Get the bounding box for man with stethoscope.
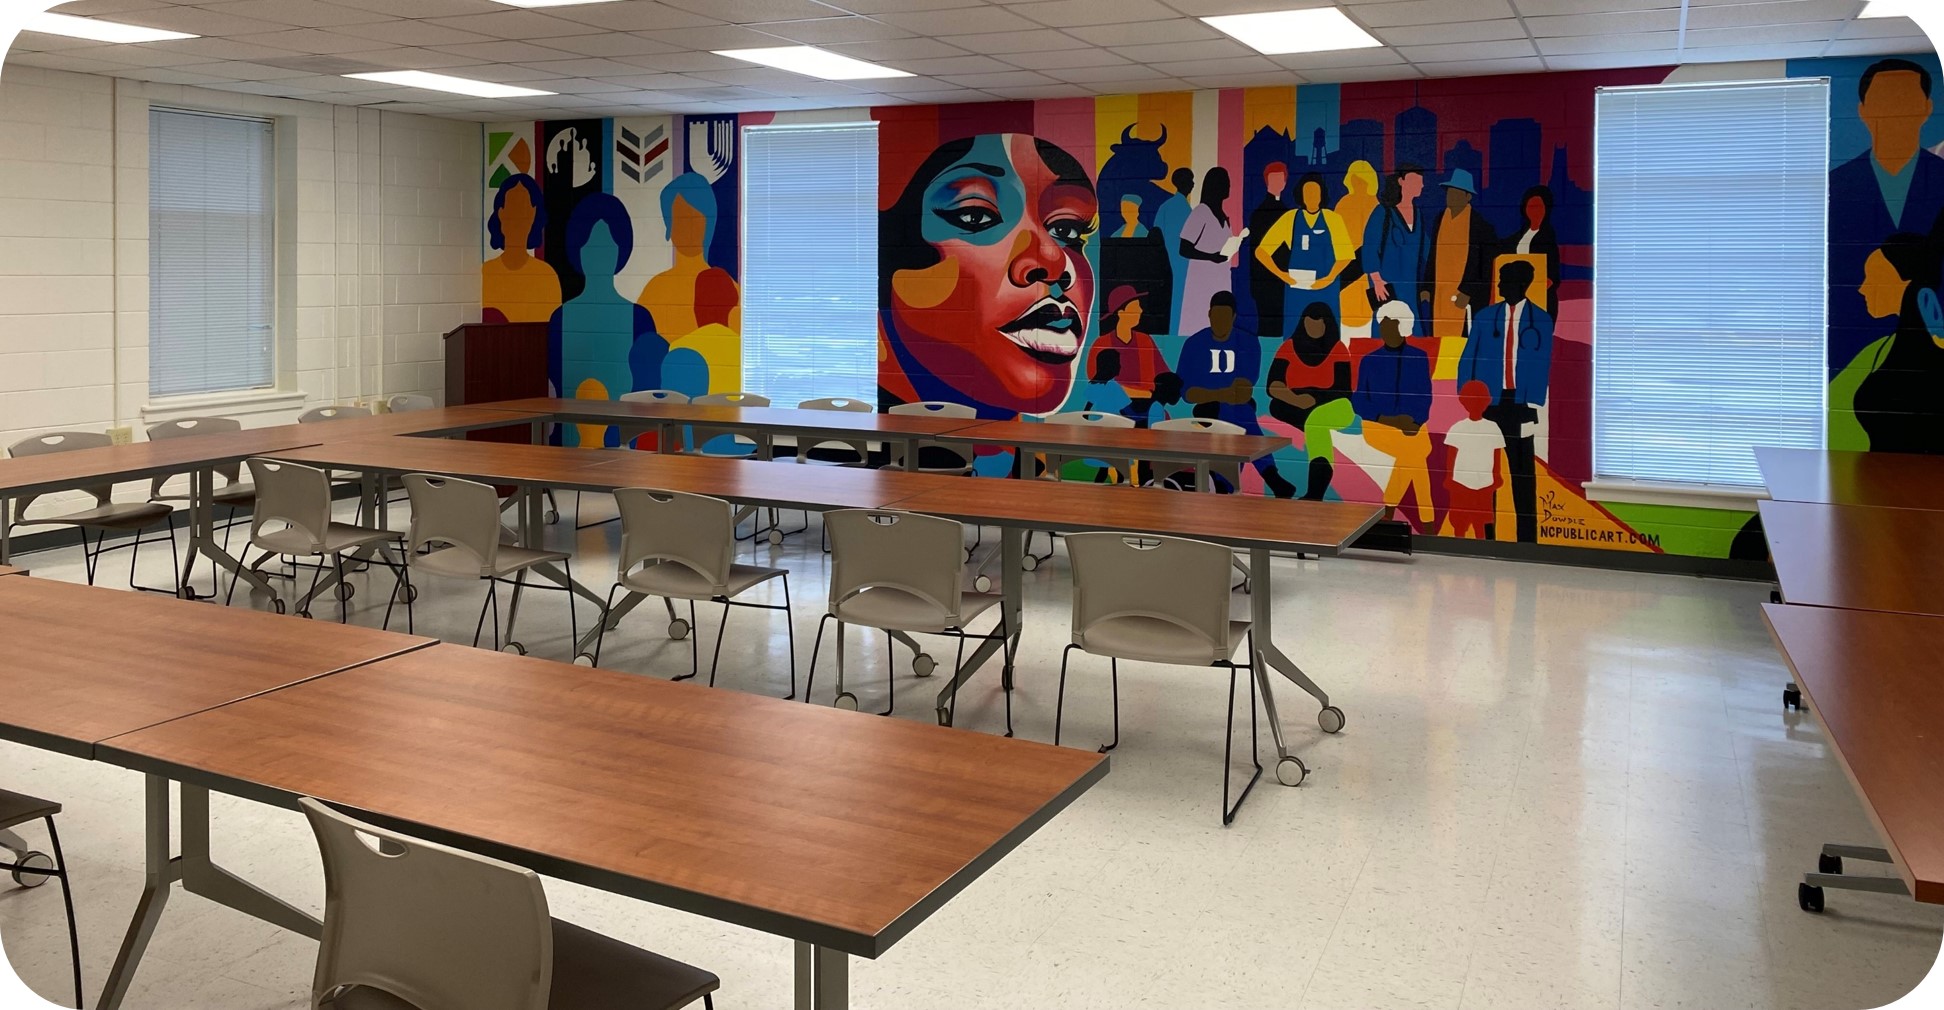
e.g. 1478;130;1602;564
1457;259;1555;543
1255;171;1353;335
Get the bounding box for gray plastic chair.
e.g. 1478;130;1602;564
300;797;718;1010
571;389;692;532
386;394;436;413
8;430;181;596
299;405;373;423
1151;416;1245;490
404;473;576;655
1057;532;1261;824
886;401;977;475
147;417;256;596
807;509;1014;732
689;392;768;459
1023;410;1137;570
0;788;79;1009
591;488;796;696
242;457;408;625
793;396;872;466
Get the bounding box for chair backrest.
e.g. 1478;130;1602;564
387;394;436;414
614;488;736;592
301;798;550;1010
146;417;245;495
1065;532;1235;663
403;474;504;577
691;392;770;454
245;458;333;554
7;431;115;518
693;392;770;408
825;509;967;625
888;401;977;419
1152;417;1244;436
300;405;372;424
797;397;871;412
1046;410;1134;429
619;389;689;405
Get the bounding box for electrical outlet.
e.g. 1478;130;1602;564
107;426;133;445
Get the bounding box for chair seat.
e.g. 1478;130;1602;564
212;483;257;505
256;522;398;558
29;501;173;531
415;543;571;581
834;586;1001;633
621;560;784;601
1077;616;1252;666
0;788;60;832
326;917;718;1010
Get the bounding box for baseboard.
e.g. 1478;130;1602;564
1403;532;1776;581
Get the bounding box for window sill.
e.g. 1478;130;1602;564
1582;479;1768;512
141;388;309;425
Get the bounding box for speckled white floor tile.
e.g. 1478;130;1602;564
1;502;1939;1008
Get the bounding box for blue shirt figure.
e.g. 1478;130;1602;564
1360;170;1430;315
1353;340;1432;427
1153;167;1196;335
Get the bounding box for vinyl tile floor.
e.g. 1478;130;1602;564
1;497;1939;1010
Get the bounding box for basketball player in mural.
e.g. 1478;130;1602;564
879;134;1099;418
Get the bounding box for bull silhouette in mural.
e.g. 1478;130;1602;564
1098;124;1172;230
1097;125;1177;333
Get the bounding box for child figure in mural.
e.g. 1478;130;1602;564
1267;301;1356;500
878;134;1098;419
549;194;664;448
1353;300;1435;527
1090;285;1166;426
1444;379;1507;539
639;172;739;342
1175;291;1299;498
482;174;561;324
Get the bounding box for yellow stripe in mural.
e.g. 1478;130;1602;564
1094;94;1140;172
1136;91;1194;176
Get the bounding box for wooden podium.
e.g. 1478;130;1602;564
444;321;547;445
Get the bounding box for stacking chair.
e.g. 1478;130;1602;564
1023;410;1135;571
300;797;718;1010
688;391;769;458
386;394;436;413
239;458;409;625
147;417;256;568
807;509;1014;733
7;431;182;596
0;789;80;1009
299;404;377;521
1150;416;1244;492
575;389;689;531
404;474;577;655
590;489;796;697
886;401;977;475
1056;532;1263;824
794;396;872;466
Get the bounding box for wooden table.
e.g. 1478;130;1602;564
99;644;1108;1009
487;397;983;467
945;418;1289;491
1763;603;1944;906
1759;499;1944;617
0;565;23;576
1757;447;1944;509
897;481;1384;786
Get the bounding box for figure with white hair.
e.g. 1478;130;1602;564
1353;299;1436;527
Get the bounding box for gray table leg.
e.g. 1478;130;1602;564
0;829;25;856
97;777;178;1010
793;942;848;1010
185;466;279;601
1249;546;1343;787
1;495;11;565
179;785;319;939
932;527;1023;716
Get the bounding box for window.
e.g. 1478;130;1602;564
740;123;878;406
1593;79;1828;488
149;108;276;399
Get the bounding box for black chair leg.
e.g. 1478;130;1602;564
803;614;833;703
1054;643;1077;746
707;599;731;687
44;816;81;1009
1101;658;1120;754
781;575;799;700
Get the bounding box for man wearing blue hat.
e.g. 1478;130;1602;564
1425;167;1498;340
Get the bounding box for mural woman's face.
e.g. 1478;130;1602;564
1524;195;1546;231
889;134;1098;415
500;186;537;254
580;221;620;281
1861;248;1909;319
671;197;707;257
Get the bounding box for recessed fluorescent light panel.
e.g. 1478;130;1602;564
343;71;556;99
1200;8;1383;56
25;12;196;43
713;46;913;81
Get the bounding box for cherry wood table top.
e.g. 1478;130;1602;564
585;454;955;511
946;418;1288;463
0;576;434;758
99;645;1108;956
0;566;24;576
268;437;624;491
1763;603;1944;903
894;479;1383;553
1759;499;1944;617
1757;447;1944;510
0;427;323;496
486;398;983;438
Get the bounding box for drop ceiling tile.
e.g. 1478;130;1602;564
1686;20;1844;45
1181;70;1307;88
335;47;481;69
423;11;609;39
524;32;681;57
820;0;971;11
1149;54;1279;76
199;0;396;27
981;83;1098;99
823;38;971;60
1108;37;1253;62
96;7;291;35
1823;35;1931;55
599;72;722;90
1524;9;1680;35
1397;39;1536;61
1066;18;1220;46
1043;62;1171;82
437;62;559;82
428;40;584;63
1351;0;1517;28
173;59;321;79
4;52;126;73
119;67;232;85
1839;15;1925;38
523;77;637;94
746;17;918;43
938;69;1062;87
1683;0;1858;29
690;66;827;86
57;42;210;67
1008;0;1177;27
42;0;178;14
863;74;996;92
1539;48;1680;68
1535;31;1678;55
330;20;496;46
1269;47;1406;68
931;29;1083;54
874;6;1043;34
200;79;331;96
634;24;786;49
749;79;884;96
1160;0;1337;13
998;47;1130;69
323;0;489;15
614;49;753;72
1372;19;1527;46
151;37;302;62
1062;76;1192;93
514;57;654;78
660;0;844;22
1678;40;1840;60
234;29;391;54
1303;63;1422;81
894;53;1020;73
1412;55;1549;75
539;2;721;32
1511;0;1675;11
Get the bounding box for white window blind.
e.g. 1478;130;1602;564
741;123;878;406
1593;79;1827;488
149;107;276;399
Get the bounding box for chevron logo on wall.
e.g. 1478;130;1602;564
616;122;669;186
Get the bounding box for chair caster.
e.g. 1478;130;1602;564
573;653;596;667
913;653;936;677
974;574;992;593
336;582;356;602
669;618;690;641
395;584;418;603
834;692;859;711
502;643;527;655
1798;882;1825;913
1022;554;1039;572
768;529;785;545
1318;706;1346;734
936;706;952;727
545;509;560;525
11;851;53;888
298;610;314;620
1276;756;1307;787
1784;685;1803;710
271;598;287;615
1820;853;1843;875
177;586;206;602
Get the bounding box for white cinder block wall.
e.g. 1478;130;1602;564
0;63;480;508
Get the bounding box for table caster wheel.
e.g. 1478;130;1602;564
395;584;418;604
1318;706;1346;734
336;582;356;602
1798;882;1825;913
502;642;527;655
1275;755;1307;787
974;574;992;593
1784;685;1802;710
177;586;204;602
271;598;287;615
1819;853;1843;875
298;610;314;620
573;654;596;667
834;692;859;711
936;706;952;727
545;509;560;525
11;851;53;888
669;618;690;641
1022;554;1039;572
768;529;785;545
913;653;936;678
1770;589;1782;604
